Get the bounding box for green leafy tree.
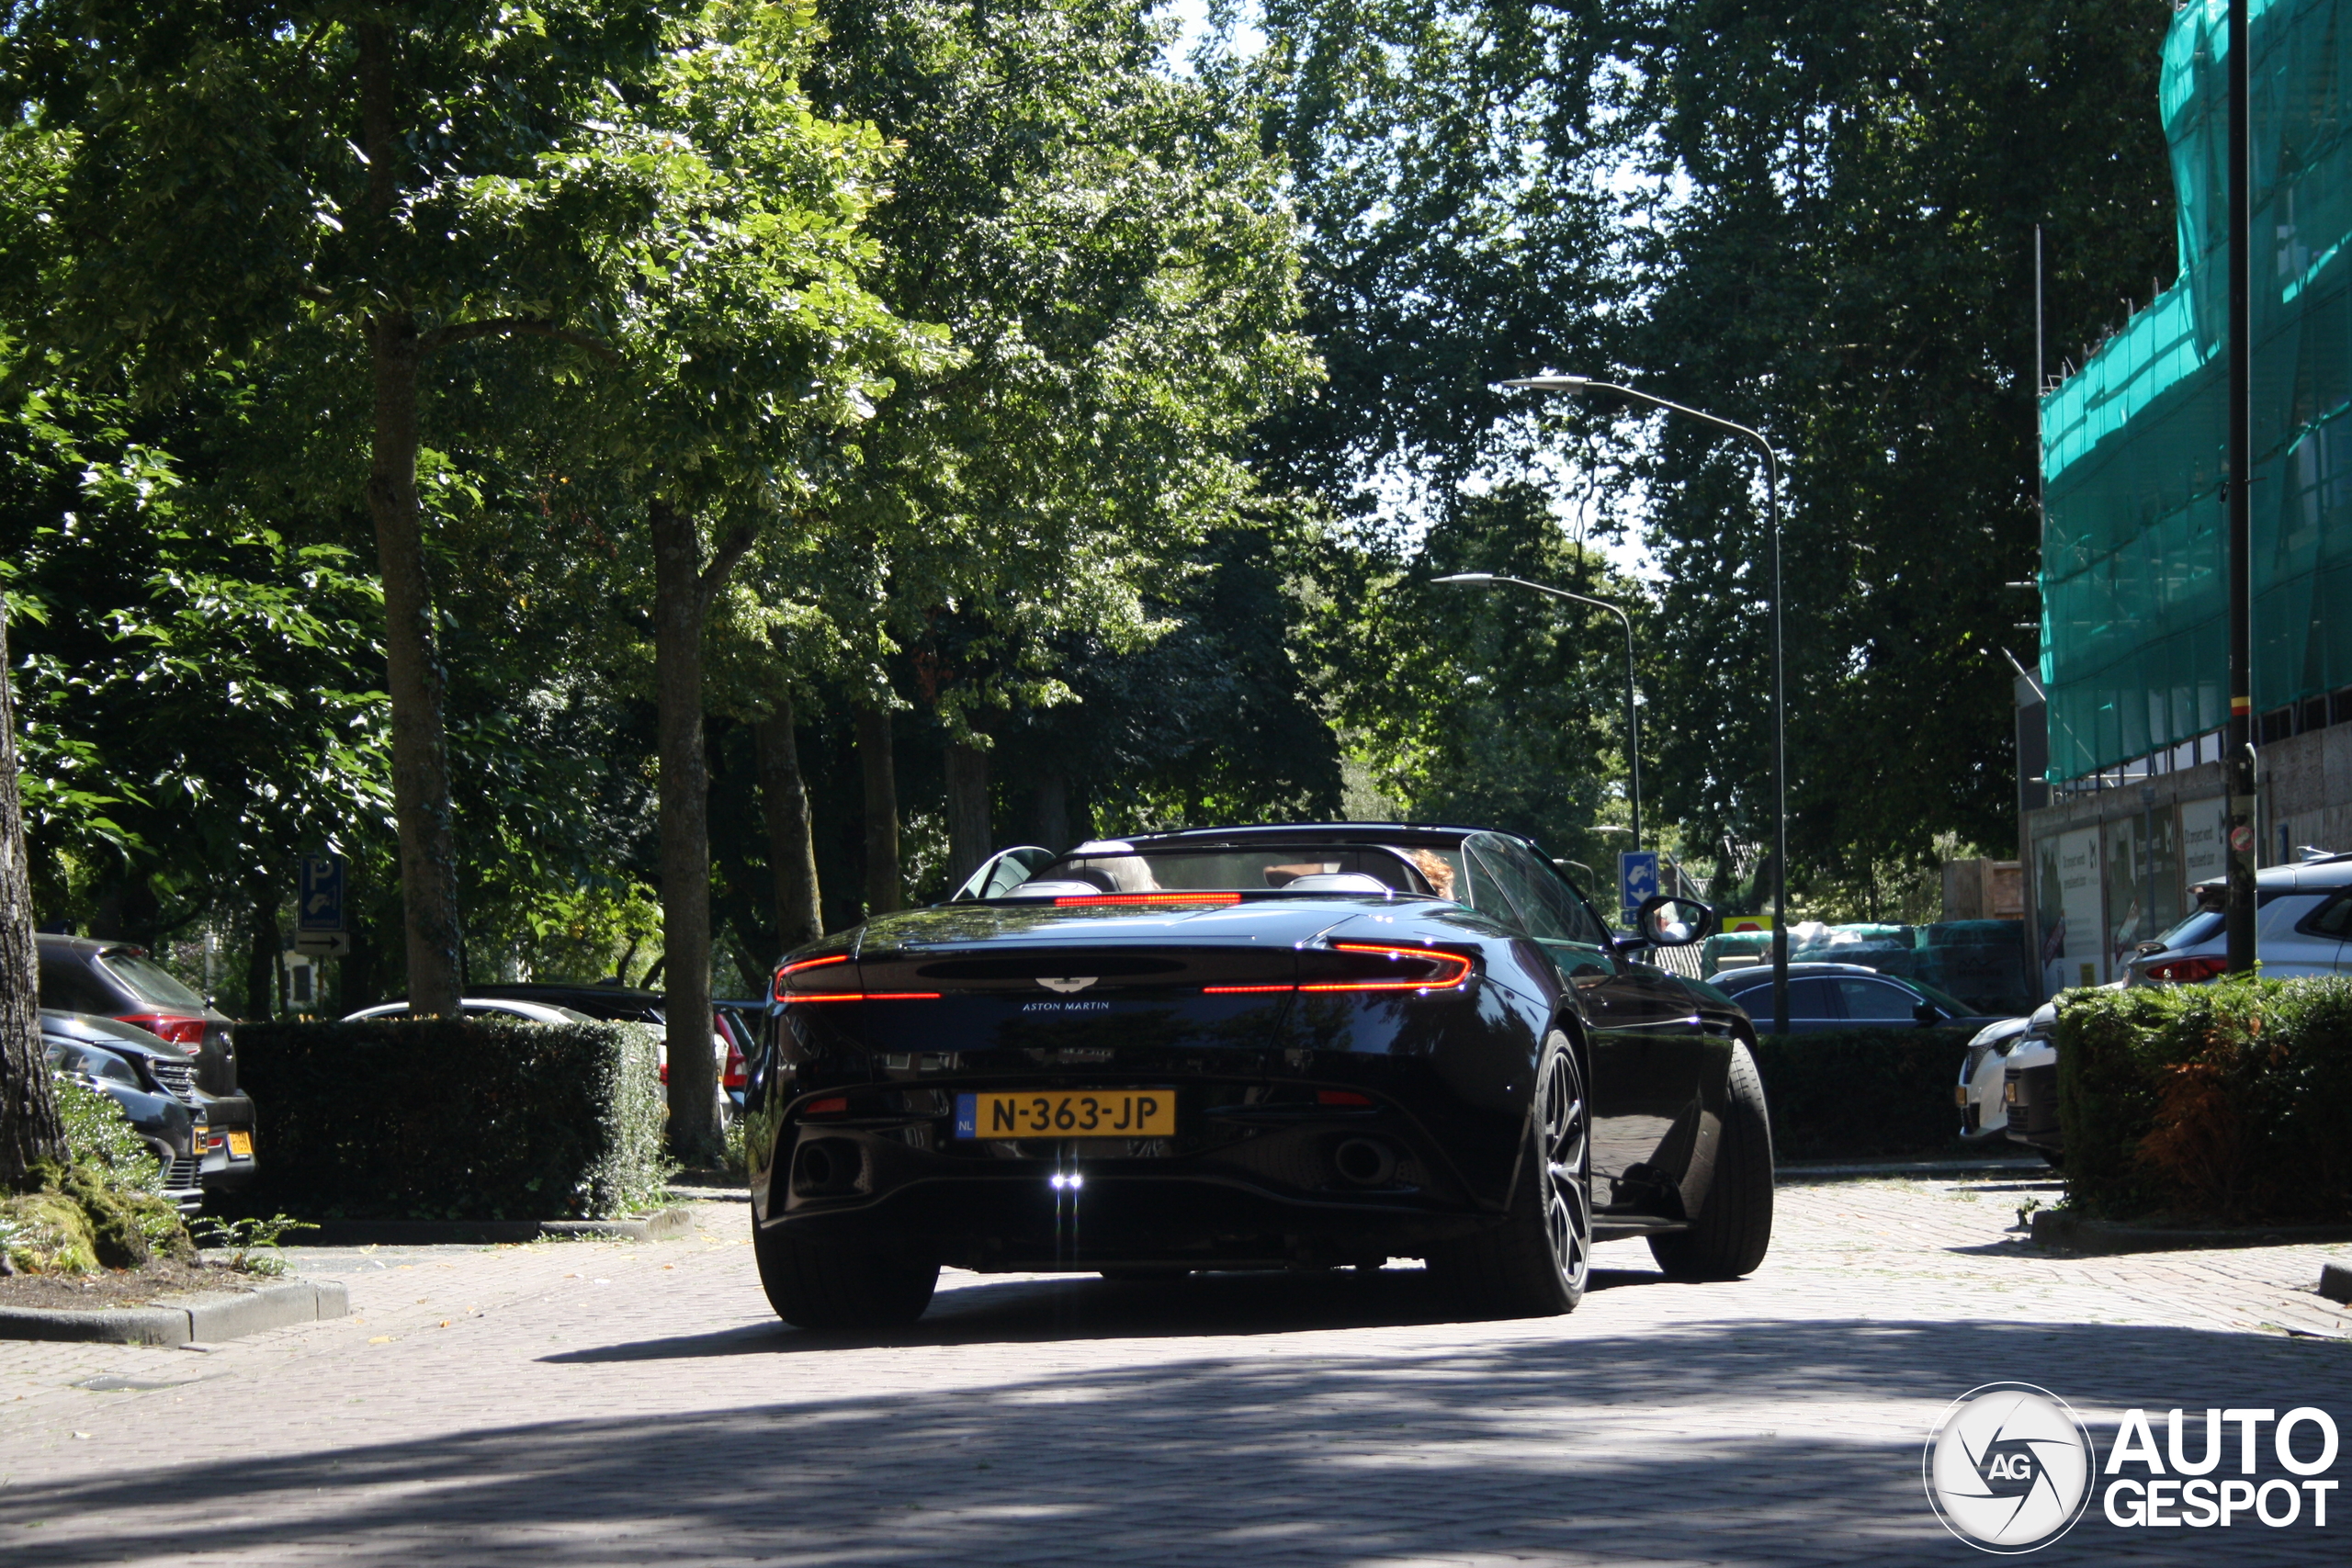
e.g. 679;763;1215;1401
1301;484;1639;874
799;0;1319;893
1242;0;2180;901
547;1;942;1161
5;1;690;1013
1623;0;2178;904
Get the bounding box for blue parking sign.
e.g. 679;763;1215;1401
299;852;345;933
1618;851;1660;922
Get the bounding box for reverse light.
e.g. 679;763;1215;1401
2143;954;2230;984
1053;891;1244;908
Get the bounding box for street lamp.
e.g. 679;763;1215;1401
1431;571;1642;855
1500;373;1790;1037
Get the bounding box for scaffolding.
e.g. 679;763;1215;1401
2040;0;2352;779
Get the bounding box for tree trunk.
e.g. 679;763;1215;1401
359;23;462;1016
0;606;65;1185
945;739;991;886
857;705;901;917
243;878;282;1022
756;694;825;952
1034;773;1070;852
651;499;725;1166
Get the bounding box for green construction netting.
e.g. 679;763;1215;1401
2040;0;2352;779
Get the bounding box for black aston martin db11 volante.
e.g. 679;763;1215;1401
744;823;1772;1328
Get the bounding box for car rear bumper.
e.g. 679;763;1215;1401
757;1108;1505;1272
197;1093;259;1190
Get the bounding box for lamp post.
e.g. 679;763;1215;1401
1431;571;1642;856
1500;373;1789;1035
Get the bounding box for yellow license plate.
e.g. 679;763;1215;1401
957;1090;1176;1139
226;1130;254;1158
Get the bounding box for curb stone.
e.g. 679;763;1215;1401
288;1205;695;1247
0;1278;348;1346
2031;1209;2352;1255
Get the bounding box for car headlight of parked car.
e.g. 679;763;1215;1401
46;1040;140;1089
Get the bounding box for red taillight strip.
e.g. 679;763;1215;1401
1203;945;1473;997
1053;891;1243;907
775;953;849;989
1302;943;1474;993
783;990;942;1004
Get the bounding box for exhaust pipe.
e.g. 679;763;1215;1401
1332;1137;1398;1188
793;1138;861;1197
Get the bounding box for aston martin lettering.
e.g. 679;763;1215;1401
1021;999;1112;1012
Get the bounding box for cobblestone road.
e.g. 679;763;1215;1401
5;1169;2350;1566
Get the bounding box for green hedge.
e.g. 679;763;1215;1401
2056;976;2352;1223
230;1017;671;1221
1752;1028;1977;1161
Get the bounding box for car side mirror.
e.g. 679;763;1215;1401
1914;1001;1941;1026
1634;894;1715;948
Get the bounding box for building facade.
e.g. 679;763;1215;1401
2022;0;2352;995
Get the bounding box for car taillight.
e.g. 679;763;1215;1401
771;953;936;1004
117;1012;208;1045
2144;954;2230;984
1317;1089;1374;1106
803;1097;849;1116
1205;943;1473;996
720;1017;746;1089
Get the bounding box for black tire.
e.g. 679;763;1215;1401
1432;1032;1590;1318
753;1217;938;1330
1648;1038;1774;1280
2039;1145;2065;1171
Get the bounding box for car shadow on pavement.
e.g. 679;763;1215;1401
12;1318;2351;1566
542;1264;1679;1361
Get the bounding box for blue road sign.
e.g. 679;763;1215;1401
299;852;345;933
1619;850;1660;920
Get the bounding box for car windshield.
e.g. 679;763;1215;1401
1909;979;1977;1016
99;951;208;1011
1035;842;1464;899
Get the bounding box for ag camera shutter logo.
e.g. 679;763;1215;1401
1923;1382;2097;1553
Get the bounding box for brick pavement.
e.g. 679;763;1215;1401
1;1174;2348;1566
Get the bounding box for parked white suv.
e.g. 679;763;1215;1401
2124;852;2352;985
1955;1012;2034;1144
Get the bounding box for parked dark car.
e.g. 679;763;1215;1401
748;822;1772;1331
1708;961;2002;1034
469;982;749;1106
37;935;257;1190
42;1010;208;1213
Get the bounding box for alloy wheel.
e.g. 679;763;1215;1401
1539;1049;1591;1295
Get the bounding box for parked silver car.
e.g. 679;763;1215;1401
2124;852;2352;985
